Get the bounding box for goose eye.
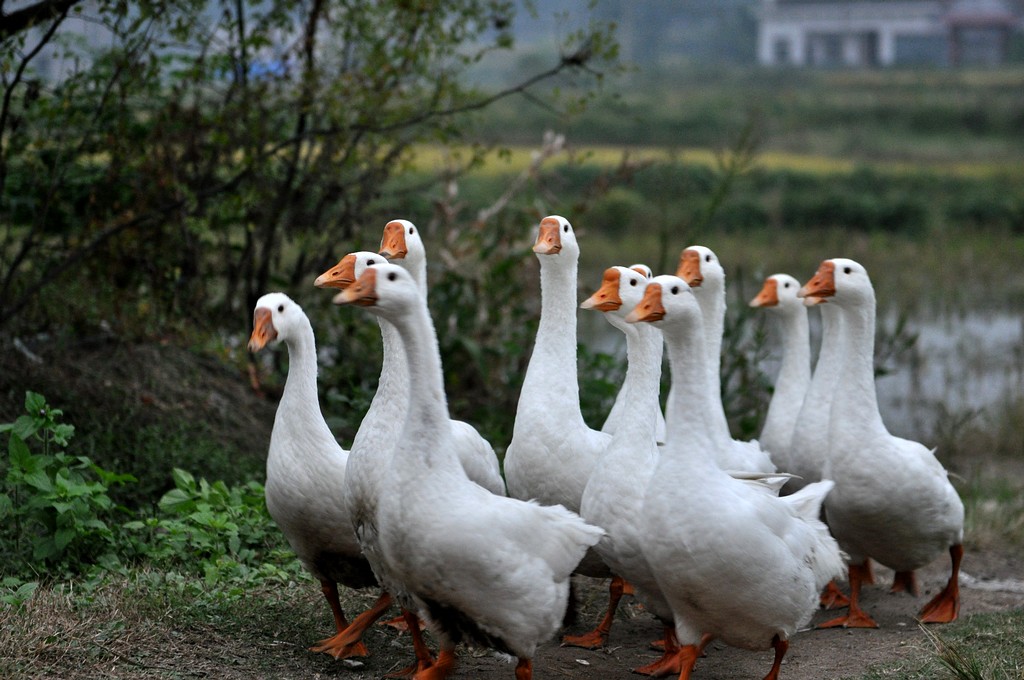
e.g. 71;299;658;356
277;304;284;312
784;282;790;288
843;266;852;274
367;258;376;265
388;272;397;281
671;286;679;295
563;224;569;233
408;227;414;235
630;278;638;286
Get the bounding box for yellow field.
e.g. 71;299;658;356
412;144;1022;179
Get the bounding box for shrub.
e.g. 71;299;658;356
0;392;136;580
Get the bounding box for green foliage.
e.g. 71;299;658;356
0;392;136;580
0;0;617;337
123;468;291;589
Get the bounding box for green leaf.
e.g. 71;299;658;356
12;415;37;441
158;488;194;514
23;470;54;493
24;392;45;414
171;468;195;491
53;527;76;551
8;434;33;471
0;493;12;519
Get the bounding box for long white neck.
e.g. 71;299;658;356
608;317;663;444
662;317;719;469
519;255;584;423
693;281;731;437
775;305;812;402
832;295;887;435
387;300;457;472
277;318;338;450
352;318;407;452
396;257;428;300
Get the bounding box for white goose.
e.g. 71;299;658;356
503;215;619;648
601;263;667;445
248;293;388;659
377;219;505;496
750;274;812;490
800;258;964;628
629;275;845;680
676;245;775;473
335;263;603;680
578;265;684;675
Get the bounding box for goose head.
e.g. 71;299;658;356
676;245;724;292
248;292;304;352
379;219;424;267
581;265;650;322
532;215;580;262
750;273;803;312
798;258;874;309
332;263;420;321
314;251;389;290
626;275;701;331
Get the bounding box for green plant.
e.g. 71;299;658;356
0;391;136;579
124;468;294;590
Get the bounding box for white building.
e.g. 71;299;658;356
757;0;1022;67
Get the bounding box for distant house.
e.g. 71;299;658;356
757;0;1023;67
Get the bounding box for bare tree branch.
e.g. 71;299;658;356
0;0;82;41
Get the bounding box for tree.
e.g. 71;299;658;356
0;0;617;333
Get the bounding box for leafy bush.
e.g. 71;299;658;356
124;468;292;588
0;392;136;580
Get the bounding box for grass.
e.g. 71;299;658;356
857;614;1024;680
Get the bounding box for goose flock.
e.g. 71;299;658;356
247;215;965;679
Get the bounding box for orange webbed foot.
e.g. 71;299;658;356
309;631;370;658
561;628;609;649
819;580;850;609
818;607;879;629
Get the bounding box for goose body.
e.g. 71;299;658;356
248;293;380;658
504;216;612;531
336;264;603;679
800;259;964;628
630;276;845;678
676;246;775;473
579;266;684;673
750;274;813;490
378;219;505;496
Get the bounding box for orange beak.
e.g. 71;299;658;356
314;253;357;289
581;268;623;312
799;261;836;301
248;307;277;352
333;268;379;307
379;220;409;259
749;278;779;308
626;284;665;323
676;249;702;287
533;217;563;255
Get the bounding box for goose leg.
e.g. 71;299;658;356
514;658;532;680
890;570;919;596
818;561;878;628
762;635;789;680
561;575;627;649
386;609;448;678
918;544;963;624
819;580;850;609
309;580;369;658
310;589;393;658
